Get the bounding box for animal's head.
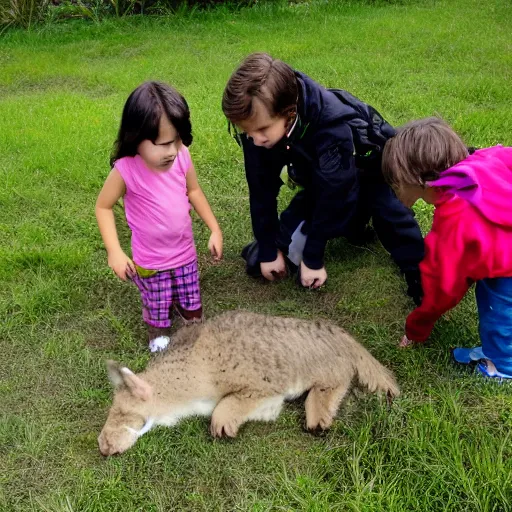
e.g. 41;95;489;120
98;360;153;456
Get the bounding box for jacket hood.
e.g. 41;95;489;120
428;145;512;227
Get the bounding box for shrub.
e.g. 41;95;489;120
0;0;49;29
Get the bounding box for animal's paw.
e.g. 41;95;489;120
305;414;334;433
210;418;240;439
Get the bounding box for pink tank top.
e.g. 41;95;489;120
115;146;196;270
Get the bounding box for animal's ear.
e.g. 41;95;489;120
106;360;124;388
120;367;153;401
106;360;152;401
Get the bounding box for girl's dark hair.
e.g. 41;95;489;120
222;53;298;124
111;81;192;166
382;117;468;191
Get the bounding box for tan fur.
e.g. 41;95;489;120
98;311;399;455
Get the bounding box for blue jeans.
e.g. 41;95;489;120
477;277;512;375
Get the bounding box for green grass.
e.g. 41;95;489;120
1;0;512;510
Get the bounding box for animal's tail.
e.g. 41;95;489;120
352;343;400;398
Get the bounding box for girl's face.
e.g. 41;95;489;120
138;115;181;171
395;184;437;208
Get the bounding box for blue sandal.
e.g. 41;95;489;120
476;359;512;380
451;346;512;380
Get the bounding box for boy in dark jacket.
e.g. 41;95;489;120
222;53;424;303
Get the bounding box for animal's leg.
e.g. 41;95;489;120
210;392;280;438
305;374;353;432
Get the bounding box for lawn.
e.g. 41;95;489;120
1;0;512;510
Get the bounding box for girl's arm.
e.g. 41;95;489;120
405;227;480;343
405;267;470;343
186;164;223;260
95;169;135;280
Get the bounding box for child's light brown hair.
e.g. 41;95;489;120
222;53;298;124
382;117;468;191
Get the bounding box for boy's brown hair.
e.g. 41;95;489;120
222;53;298;123
382;117;468;191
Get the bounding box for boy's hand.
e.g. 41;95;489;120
260;251;287;281
108;249;135;281
208;230;223;261
300;262;327;289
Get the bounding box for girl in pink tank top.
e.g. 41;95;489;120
96;81;223;352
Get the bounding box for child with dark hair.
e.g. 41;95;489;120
96;81;222;352
222;53;424;302
382;117;512;379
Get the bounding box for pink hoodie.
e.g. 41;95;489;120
406;145;512;342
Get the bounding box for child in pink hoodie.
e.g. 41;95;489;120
382;117;512;379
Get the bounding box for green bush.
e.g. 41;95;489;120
0;0;49;29
0;0;257;28
48;0;110;22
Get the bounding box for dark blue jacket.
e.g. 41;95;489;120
240;71;395;270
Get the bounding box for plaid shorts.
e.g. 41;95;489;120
131;260;201;328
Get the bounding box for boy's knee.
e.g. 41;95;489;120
241;241;263;277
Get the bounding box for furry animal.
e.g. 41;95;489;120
98;311;399;456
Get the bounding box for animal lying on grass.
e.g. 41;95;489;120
98;311;399;456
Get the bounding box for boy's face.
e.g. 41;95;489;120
237;97;289;149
